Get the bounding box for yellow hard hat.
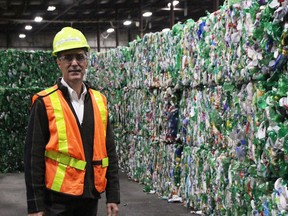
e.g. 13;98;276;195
52;27;90;56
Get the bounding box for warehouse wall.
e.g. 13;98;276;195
0;29;133;51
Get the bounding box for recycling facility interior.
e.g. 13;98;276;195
1;0;288;215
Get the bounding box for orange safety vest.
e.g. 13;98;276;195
32;84;109;195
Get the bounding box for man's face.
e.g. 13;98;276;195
56;48;88;85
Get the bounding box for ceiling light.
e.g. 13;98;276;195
34;16;43;22
168;1;179;8
19;34;26;38
47;6;56;11
142;12;152;17
97;10;105;14
107;28;114;33
83;10;91;15
25;25;32;30
162;28;170;32
123;20;132;26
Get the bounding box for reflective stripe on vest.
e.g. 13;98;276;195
89;89;109;192
33;86;109;195
90;89;107;136
32;85;57;104
45;150;87;170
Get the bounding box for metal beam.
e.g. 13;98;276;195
34;0;87;34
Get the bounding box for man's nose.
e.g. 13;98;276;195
71;57;79;65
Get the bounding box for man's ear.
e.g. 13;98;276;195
56;59;61;68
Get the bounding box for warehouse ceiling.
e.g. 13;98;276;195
0;0;225;38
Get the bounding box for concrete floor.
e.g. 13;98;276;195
0;170;200;216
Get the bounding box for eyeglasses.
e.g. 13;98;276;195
58;53;87;63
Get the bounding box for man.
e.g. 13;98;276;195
24;27;120;216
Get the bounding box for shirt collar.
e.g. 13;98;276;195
60;78;87;100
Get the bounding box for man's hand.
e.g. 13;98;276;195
28;211;45;216
107;203;119;216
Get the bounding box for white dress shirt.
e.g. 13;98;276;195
61;78;87;124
